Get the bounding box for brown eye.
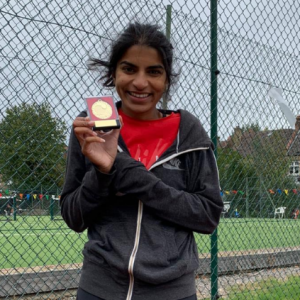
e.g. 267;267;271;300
149;69;162;75
122;66;134;73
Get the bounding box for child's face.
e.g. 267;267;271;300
114;45;168;120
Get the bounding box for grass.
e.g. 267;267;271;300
194;218;300;253
0;216;87;269
0;216;300;269
225;276;300;300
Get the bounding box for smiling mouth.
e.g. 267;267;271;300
128;92;151;98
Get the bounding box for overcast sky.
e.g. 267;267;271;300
1;0;299;140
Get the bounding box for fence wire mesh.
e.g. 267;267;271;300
0;0;300;299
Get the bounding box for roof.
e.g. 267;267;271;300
220;128;296;158
287;129;300;156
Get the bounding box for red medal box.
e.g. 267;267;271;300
85;95;120;130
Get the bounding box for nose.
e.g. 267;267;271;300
132;72;148;90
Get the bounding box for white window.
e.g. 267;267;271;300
289;161;299;176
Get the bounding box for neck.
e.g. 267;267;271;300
120;107;162;120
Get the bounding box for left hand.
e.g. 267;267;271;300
73;116;122;173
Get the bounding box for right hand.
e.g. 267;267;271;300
73;116;121;173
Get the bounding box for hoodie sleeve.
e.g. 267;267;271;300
113;149;223;234
60;121;116;233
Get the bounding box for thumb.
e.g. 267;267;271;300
119;115;124;128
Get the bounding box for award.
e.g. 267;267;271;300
85;95;120;130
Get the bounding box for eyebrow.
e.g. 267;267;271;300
119;61;165;69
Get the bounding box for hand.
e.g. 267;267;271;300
73;116;122;173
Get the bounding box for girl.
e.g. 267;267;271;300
61;22;223;300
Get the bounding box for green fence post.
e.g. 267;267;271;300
246;177;249;218
163;4;172;110
165;4;172;41
210;0;219;299
50;195;54;221
13;195;17;221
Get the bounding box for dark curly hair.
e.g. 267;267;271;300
87;22;178;98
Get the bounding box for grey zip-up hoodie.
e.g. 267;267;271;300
60;106;223;300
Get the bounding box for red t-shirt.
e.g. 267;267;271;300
119;109;181;170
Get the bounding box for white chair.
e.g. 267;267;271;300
274;207;286;219
222;202;231;217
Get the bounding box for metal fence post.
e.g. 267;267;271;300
162;4;172;110
246;177;249;218
210;0;218;299
13;195;17;221
50;196;54;221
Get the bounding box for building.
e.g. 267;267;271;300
219;115;300;184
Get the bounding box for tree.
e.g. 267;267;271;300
217;147;257;217
251;131;294;188
248;130;296;217
241;122;261;133
0;102;67;192
218;147;255;191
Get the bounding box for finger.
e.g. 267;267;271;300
75;116;90;121
95;129;113;136
119;115;124;128
74;116;90;124
102;127;120;139
100;129;120;144
84;136;106;143
74;127;97;136
73;117;95;128
74;128;97;145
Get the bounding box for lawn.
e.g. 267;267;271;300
0;216;87;269
225;276;300;300
0;216;299;269
194;218;300;253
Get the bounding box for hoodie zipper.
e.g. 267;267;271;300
124;146;209;300
126;200;143;300
118;146;139;300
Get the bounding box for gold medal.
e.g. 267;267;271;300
85;96;120;130
91;100;113;119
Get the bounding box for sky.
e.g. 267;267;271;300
0;0;299;141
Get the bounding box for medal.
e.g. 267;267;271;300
92;100;113;119
85;95;120;130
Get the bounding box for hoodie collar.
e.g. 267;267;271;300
116;101;212;156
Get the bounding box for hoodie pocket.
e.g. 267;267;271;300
140;224;179;267
83;222;134;282
164;228;180;264
133;223;186;284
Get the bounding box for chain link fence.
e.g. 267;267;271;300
1;0;300;299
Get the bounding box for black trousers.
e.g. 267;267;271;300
77;287;197;300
